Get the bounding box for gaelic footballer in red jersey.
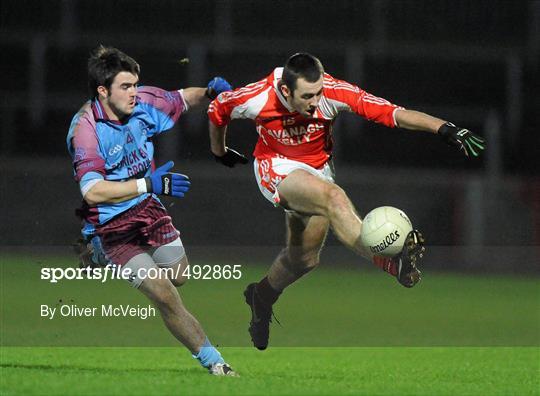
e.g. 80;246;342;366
209;64;401;169
208;53;485;351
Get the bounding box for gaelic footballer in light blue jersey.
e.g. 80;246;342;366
66;45;237;376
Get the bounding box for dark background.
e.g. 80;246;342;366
1;0;539;271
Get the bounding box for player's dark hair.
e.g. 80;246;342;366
87;45;140;98
282;53;324;94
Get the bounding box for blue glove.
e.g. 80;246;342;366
145;161;190;198
206;77;232;100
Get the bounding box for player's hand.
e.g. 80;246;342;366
438;122;486;157
146;161;191;198
213;147;249;168
206;77;232;100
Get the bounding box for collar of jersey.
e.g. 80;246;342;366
273;79;295;113
91;99;123;125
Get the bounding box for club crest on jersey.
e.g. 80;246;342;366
138;120;151;137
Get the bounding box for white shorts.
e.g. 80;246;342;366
253;156;335;207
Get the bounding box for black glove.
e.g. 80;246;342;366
438;122;486;157
213;147;249;168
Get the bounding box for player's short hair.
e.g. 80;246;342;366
87;45;140;98
282;53;324;94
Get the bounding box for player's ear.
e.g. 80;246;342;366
279;81;292;98
97;85;108;99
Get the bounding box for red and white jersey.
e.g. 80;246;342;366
208;67;403;168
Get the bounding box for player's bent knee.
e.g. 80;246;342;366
326;185;347;205
325;185;350;215
168;256;189;287
170;275;188;287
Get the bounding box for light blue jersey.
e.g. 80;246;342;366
67;86;188;226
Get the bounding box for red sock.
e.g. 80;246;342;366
372;256;397;276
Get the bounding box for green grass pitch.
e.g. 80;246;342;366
2;347;538;395
1;253;539;395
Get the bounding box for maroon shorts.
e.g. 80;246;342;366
96;197;179;266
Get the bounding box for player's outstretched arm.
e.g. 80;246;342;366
209;122;248;167
84;161;190;205
182;77;232;109
394;109;445;133
395;109;486;157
